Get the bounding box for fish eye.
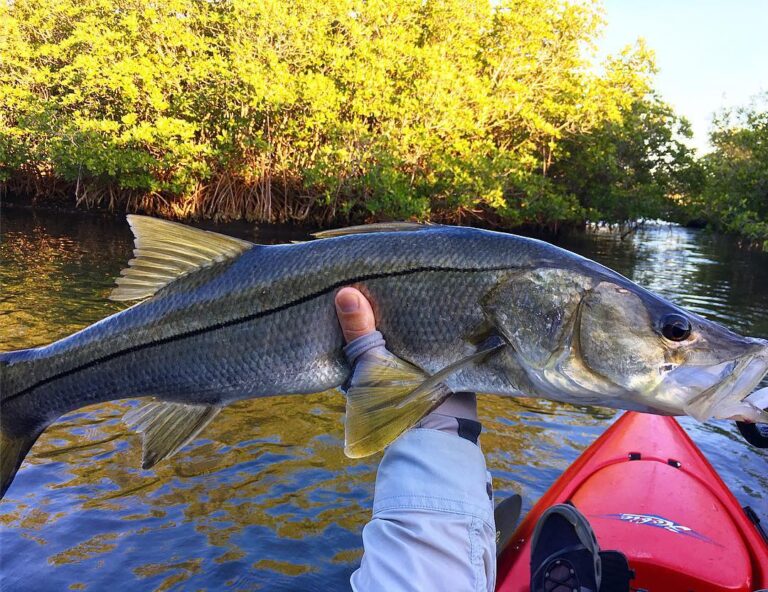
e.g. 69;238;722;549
660;313;692;342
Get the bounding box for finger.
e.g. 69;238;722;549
335;287;376;344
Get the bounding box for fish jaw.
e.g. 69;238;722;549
654;339;768;421
705;347;768;422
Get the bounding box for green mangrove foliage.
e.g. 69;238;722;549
1;0;696;227
554;51;702;226
690;95;768;248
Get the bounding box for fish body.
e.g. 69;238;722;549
1;218;767;498
3;225;540;412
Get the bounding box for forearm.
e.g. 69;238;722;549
351;411;496;592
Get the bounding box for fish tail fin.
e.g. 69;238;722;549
0;349;48;499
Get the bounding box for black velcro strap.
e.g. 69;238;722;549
456;418;482;444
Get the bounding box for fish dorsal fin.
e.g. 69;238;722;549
110;215;253;301
313;222;435;239
124;401;221;469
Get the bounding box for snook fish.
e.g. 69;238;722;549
1;217;767;499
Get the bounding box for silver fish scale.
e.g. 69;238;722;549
1;227;575;429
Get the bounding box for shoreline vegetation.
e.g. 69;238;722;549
1;0;766;248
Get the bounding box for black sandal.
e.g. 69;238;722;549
530;504;601;592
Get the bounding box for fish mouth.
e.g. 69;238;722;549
682;345;768;421
725;351;768;393
658;341;768;421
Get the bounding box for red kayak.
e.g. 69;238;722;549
496;412;768;592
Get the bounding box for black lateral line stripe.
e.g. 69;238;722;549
8;264;513;402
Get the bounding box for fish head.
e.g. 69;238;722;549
488;268;768;421
572;278;768;421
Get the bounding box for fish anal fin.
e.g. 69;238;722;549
313;222;436;239
110;215;253;302
124;401;221;469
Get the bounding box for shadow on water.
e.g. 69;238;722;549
0;209;766;591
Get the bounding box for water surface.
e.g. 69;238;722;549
1;209;766;591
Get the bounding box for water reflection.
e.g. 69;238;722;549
0;209;766;591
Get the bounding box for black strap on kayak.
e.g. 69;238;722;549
494;494;523;558
735;421;768;448
598;550;634;592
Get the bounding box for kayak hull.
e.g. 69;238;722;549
496;412;768;591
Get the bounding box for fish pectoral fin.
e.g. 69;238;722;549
110;215;254;302
312;222;436;239
344;341;506;458
124;401;221;469
393;338;506;411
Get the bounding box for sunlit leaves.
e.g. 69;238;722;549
0;0;694;227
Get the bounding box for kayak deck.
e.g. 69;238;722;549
496;412;768;591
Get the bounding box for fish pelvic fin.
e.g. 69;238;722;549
343;340;506;458
124;401;221;469
0;425;44;500
344;349;451;458
110;215;253;302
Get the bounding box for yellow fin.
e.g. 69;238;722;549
344;338;506;457
110;215;253;301
124;401;221;469
394;340;505;410
344;350;451;458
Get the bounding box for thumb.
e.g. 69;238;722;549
335;287;376;344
